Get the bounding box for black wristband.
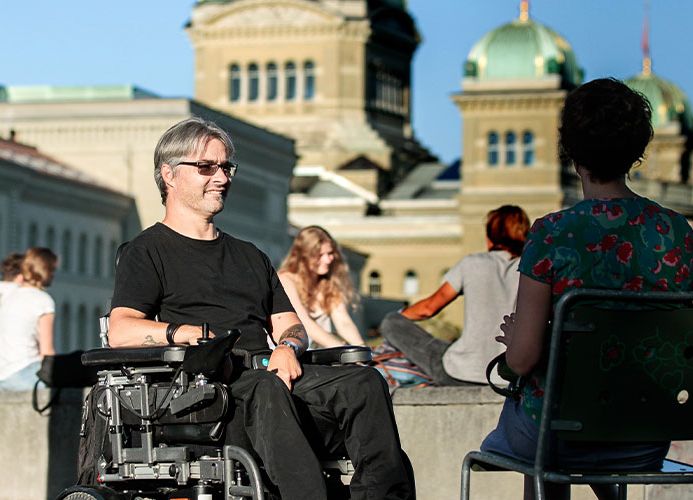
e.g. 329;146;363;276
166;323;181;345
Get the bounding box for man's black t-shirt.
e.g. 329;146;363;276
111;223;294;352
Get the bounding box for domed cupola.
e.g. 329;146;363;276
625;29;693;132
463;0;583;89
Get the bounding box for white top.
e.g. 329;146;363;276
308;307;333;349
0;286;55;380
441;250;520;384
0;281;18;306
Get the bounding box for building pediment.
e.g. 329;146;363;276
197;0;341;30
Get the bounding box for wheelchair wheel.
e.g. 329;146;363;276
62;493;98;500
56;485;122;500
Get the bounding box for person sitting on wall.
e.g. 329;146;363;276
0;248;57;391
108;116;414;500
379;205;530;386
279;225;365;348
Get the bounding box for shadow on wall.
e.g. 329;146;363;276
45;388;83;498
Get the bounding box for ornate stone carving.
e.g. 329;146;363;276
211;4;335;29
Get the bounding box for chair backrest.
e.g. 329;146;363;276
544;288;693;443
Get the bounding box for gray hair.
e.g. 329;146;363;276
154;116;235;205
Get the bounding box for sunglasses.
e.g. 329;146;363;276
177;160;238;178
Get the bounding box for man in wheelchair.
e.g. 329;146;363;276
67;117;413;500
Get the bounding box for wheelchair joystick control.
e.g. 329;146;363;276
197;322;212;345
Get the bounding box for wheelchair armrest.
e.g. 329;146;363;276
81;346;188;367
301;346;372;365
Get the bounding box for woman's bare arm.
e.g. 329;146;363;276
37;312;55;356
278;272;345;347
497;275;552;376
330;302;365;345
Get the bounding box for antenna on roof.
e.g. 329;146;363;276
642;0;652;76
519;0;530;22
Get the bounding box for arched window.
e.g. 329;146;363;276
77;304;87;349
61;302;72;342
94;236;103;277
229;64;241;102
248;63;259;101
28;222;38;247
522;130;535;166
45;226;55;251
403;270;419;297
303;60;315;100
487;132;499;166
78;233;88;275
505;131;517;165
368;271;382;297
285;62;296;101
62;230;72;272
266;62;278;101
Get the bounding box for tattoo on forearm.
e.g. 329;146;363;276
142;335;164;346
279;324;308;349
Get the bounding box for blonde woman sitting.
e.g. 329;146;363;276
279;226;365;348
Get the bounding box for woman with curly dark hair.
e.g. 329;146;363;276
481;78;693;500
279;226;364;348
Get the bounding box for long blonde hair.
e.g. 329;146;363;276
280;226;355;314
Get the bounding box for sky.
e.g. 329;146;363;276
2;0;692;165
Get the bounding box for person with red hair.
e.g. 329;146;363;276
379;205;530;385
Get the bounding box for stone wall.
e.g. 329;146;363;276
1;386;691;499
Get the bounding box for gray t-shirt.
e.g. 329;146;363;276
441;250;519;384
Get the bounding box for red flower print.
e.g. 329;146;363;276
645;204;660;217
553;278;583;294
544;235;554;244
653;279;668;291
607;205;623;220
675;265;690;284
623;276;644;291
651;261;662;275
616;242;634;264
532;258;552;277
592;204;607;215
628;213;645;226
655;222;670;235
685;234;693;253
587;235;617;253
663;248;682;267
601;235;618;251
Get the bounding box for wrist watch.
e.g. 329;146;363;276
278;339;301;355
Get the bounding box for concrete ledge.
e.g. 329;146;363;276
391;385;693;500
0;388;85;500
1;386;691;500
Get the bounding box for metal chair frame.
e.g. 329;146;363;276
461;288;693;500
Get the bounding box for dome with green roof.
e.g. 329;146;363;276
626;72;693;132
463;6;583;88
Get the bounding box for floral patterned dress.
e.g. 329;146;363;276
518;196;693;421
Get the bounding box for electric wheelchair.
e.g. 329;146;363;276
56;322;372;500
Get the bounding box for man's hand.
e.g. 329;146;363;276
268;344;302;390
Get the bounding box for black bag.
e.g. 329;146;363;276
32;351;100;414
486;352;524;400
76;384;110;486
